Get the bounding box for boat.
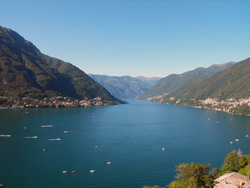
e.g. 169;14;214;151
0;184;4;187
162;147;165;151
48;138;61;141
0;135;11;137
230;142;233;144
72;171;76;174
246;135;249;137
107;162;111;165
62;171;67;174
90;170;95;173
235;139;239;142
95;146;99;149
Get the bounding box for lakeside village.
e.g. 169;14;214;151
0;96;118;109
147;94;250;115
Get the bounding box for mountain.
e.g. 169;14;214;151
155;57;250;115
139;62;235;100
90;74;161;99
0;26;122;107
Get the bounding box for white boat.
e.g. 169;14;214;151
41;125;53;128
90;170;95;173
235;139;239;142
0;135;11;137
107;162;111;165
246;135;249;137
48;138;61;141
95;146;99;149
62;171;67;174
230;142;233;144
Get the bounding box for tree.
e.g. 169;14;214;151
223;150;240;172
238;155;248;168
167;163;213;188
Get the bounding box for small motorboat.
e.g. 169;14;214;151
90;170;95;173
72;171;76;174
107;162;111;165
62;171;67;174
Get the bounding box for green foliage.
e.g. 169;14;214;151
223;150;240;172
167;162;213;188
239;155;248;168
209;168;221;178
233;104;250;115
246;170;250;178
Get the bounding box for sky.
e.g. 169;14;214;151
0;0;250;77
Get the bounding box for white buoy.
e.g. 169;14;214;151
230;142;233;144
235;139;239;142
162;147;165;151
43;149;45;151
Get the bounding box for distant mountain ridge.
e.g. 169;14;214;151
139;62;235;100
90;74;161;99
145;57;250;115
0;26;121;107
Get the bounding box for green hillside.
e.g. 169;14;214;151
157;57;250;115
0;26;121;106
165;57;250;101
139;62;235;100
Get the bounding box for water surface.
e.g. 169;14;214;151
1;100;250;187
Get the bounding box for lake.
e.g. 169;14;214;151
1;100;250;188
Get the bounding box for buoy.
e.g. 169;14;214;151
230;142;233;144
95;146;99;149
162;148;165;151
43;149;45;151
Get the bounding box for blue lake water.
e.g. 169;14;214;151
1;100;250;188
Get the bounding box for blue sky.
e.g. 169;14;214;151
1;0;250;77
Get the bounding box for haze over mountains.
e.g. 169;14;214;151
90;74;161;99
0;26;121;107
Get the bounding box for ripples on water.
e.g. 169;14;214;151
0;100;250;188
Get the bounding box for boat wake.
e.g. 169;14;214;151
48;138;61;141
41;125;53;128
64;131;75;133
0;135;11;137
23;136;38;139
